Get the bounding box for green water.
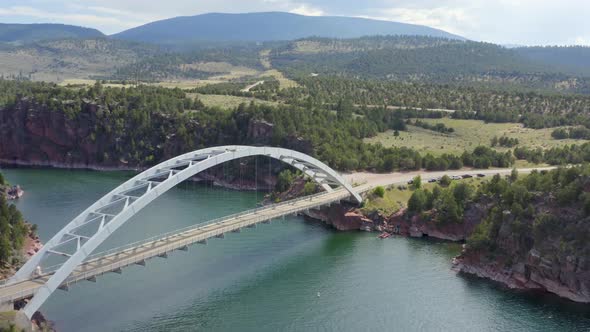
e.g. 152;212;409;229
3;169;590;332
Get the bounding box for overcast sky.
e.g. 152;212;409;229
0;0;588;46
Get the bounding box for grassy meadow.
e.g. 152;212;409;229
365;118;587;156
362;177;487;215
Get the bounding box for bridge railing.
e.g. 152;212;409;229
85;189;345;260
33;189;349;277
0;188;356;304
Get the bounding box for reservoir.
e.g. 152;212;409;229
4;168;590;331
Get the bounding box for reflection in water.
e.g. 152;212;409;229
3;169;590;332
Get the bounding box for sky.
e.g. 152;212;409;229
0;0;588;46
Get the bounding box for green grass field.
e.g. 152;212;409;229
190;93;279;109
365;118;587;156
362;177;487;215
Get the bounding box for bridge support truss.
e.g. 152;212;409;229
6;146;361;318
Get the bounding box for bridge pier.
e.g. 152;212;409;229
215;233;225;239
197;239;207;244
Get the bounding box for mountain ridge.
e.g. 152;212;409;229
0;23;104;44
111;12;465;44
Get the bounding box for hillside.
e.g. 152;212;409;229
0;23;103;44
0;38;159;82
515;46;590;76
270;36;590;93
112;12;464;44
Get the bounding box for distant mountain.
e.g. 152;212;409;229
515;46;590;76
0;23;104;44
112;12;465;44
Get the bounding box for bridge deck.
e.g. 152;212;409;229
0;167;554;308
0;186;360;305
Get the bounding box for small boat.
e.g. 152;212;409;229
378;232;391;239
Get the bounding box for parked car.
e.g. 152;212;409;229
428;178;437;183
451;175;462;180
477;174;486;178
462;174;473;179
407;180;414;185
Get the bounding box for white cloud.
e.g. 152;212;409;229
0;5;149;31
572;37;590;46
289;4;324;16
371;6;475;36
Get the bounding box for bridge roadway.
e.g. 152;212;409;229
0;184;365;307
0;166;554;308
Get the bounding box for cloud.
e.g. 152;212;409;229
0;5;150;31
289;4;324;16
572;37;590;46
367;6;475;36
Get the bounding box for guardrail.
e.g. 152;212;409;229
84;189;345;261
0;188;351;296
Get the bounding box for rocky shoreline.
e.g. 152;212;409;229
452;253;590;304
303;201;590;305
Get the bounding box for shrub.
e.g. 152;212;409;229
439;175;451;187
373;186;385;198
413;175;422;189
408;189;427;213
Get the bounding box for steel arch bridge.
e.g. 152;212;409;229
8;146;361;318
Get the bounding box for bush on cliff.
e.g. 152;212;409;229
0;193;29;266
373;186;385;198
466;165;590;258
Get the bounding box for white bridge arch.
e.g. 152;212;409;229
11;145;361;318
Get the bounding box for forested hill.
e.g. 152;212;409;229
111;12;464;44
515;46;590;76
271;36;590;94
0;23;104;44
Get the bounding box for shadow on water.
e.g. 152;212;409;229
5;169;590;332
459;272;590;318
125;224;363;332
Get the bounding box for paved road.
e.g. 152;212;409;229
0;166;556;306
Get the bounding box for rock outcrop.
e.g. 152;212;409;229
305;204;374;231
0;97;315;170
0;97;137;169
453;248;590;303
303;188;590;304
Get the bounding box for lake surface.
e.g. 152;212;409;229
3;168;590;331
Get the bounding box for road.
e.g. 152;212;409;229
241;80;265;92
0;166;556;308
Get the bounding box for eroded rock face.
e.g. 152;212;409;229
305;204;374;231
453;202;590;303
0;100;316;169
453;248;590;303
0;98;129;168
247;119;274;145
